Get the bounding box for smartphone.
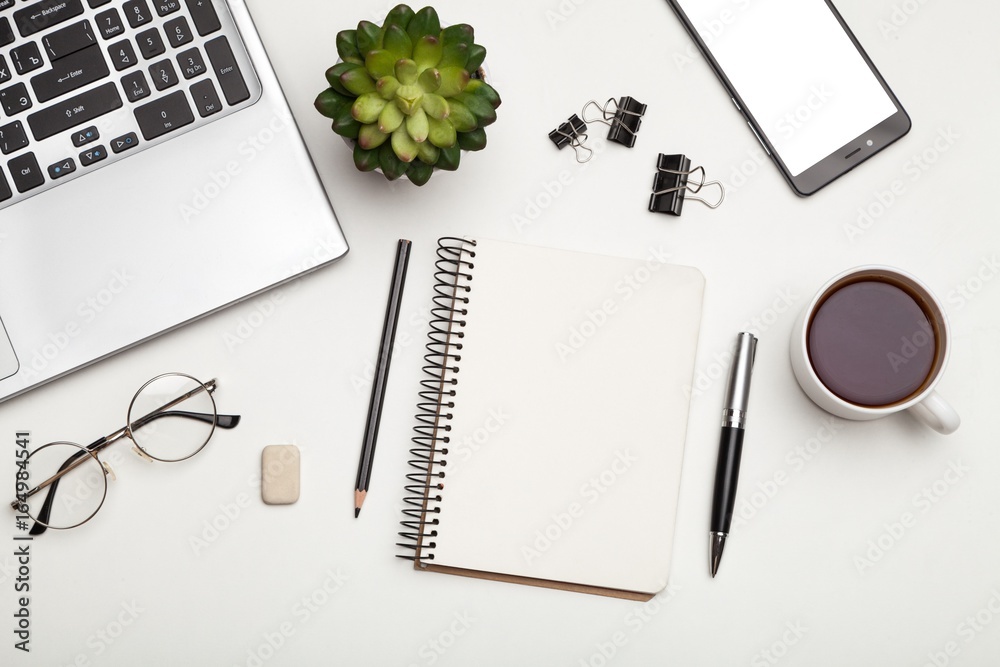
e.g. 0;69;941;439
666;0;911;196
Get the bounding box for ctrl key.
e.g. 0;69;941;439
8;152;44;193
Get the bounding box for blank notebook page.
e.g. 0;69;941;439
430;238;704;595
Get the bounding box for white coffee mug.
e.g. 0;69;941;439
789;266;960;434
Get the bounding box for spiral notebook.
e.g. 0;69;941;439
398;238;705;600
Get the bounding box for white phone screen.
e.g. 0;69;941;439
674;0;898;176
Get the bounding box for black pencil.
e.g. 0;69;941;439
355;239;412;517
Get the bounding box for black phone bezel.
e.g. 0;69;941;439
666;0;911;196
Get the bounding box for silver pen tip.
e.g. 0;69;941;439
709;532;727;578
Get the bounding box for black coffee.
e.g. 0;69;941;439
807;280;936;406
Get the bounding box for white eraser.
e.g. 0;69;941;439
261;445;300;505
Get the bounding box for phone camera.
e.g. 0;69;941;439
866;139;874;147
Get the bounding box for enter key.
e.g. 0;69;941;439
30;44;108;103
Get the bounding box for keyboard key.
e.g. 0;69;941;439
154;1;181;17
176;46;205;79
0;169;10;202
42;19;96;60
148;58;177;90
109;131;138;153
0;1;14;11
47;156;75;179
134;89;193;139
72;125;98;146
14;0;84;38
26;82;122;141
184;0;220;37
108;39;138;70
0;82;32;116
11;42;44;75
164;15;192;48
121;70;150;101
79;144;106;165
136;27;164;59
8;152;43;192
205;37;249;105
0;17;13;47
87;0;113;7
95;8;124;40
0;120;28;154
189;78;220;117
123;0;151;29
31;44;109;103
0;55;10;83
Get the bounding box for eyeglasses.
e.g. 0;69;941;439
11;373;241;534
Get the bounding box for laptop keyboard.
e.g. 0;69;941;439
0;0;260;209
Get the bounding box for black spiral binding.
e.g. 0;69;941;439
397;237;476;566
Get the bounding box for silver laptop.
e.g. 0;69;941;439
0;0;348;402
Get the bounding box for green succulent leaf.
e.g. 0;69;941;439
457;127;487;151
352;93;387;123
417;67;441;93
353;143;381;172
340;67;377;96
406;6;440;42
331;106;361;140
363;50;396;80
436;67;470;97
441;24;474;48
395;59;418;86
413;35;443;70
325;62;357;96
439;42;469;69
383;24;413;60
406;107;430;143
445;100;478;133
416;139;439;164
358;123;390;150
394;84;424;115
466;79;502;109
336;30;363;64
356;20;381;55
421;93;449;120
406;159;433;186
376;75;400;100
466;44;487;72
427;116;457;148
455;92;495;126
314;88;351;119
379;142;410;180
436;144;461;171
379;101;405;134
391;125;420;162
384;4;415;31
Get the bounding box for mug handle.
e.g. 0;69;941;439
908;391;961;434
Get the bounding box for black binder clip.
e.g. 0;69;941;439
648;154;725;216
548;114;593;163
582;97;647;148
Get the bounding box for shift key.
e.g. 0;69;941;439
27;82;122;141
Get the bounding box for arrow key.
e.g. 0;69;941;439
110;131;139;154
47;157;76;179
79;144;107;166
72;125;99;147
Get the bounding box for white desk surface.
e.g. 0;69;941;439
4;1;1000;665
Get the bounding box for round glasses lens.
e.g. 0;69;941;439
127;374;216;462
20;442;108;530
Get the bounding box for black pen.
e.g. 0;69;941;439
355;239;412;517
710;332;758;577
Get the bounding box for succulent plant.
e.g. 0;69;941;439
314;5;502;186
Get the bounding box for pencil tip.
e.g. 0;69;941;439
354;507;360;518
354;489;367;518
